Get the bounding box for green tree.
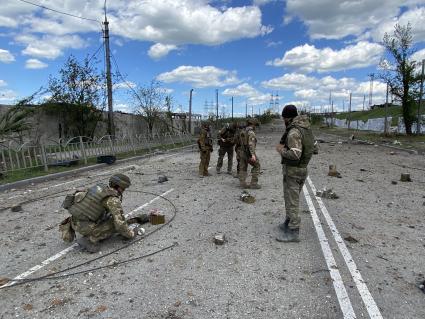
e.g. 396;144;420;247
44;55;104;138
0;105;33;139
133;80;167;135
381;23;422;135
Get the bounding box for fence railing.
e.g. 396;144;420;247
0;132;195;174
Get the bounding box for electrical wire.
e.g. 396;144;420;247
17;0;101;24
0;189;178;289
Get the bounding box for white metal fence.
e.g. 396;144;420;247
0;132;194;174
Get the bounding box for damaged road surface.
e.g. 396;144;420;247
0;125;424;319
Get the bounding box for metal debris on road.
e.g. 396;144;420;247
158;175;168;183
400;173;412;182
418;280;425;294
11;205;22;212
149;209;165;224
316;188;339;199
240;191;255;203
344;235;358;243
214;233;226;245
391;180;398;185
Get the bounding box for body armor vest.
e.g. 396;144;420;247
281;125;314;168
68;184;117;222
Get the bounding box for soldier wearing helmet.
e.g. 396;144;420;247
197;121;213;177
59;173;142;252
239;118;261;189
216;122;237;175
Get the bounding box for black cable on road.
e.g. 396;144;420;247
0;190;178;289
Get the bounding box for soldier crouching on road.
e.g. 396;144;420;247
59;173;147;253
275;105;314;243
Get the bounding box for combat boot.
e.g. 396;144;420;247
278;218;290;232
77;237;100;253
276;228;300;243
249;183;261;189
216;167;221;174
239;181;249;189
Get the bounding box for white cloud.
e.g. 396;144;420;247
0;80;7;87
0;49;15;63
262;72;388;110
148;43;178;60
17;34;87;59
267;41;384;73
25;58;48;69
0;89;17;102
266;40;282;48
222;83;271;105
284;0;424;41
113;81;136;90
368;7;425;43
157;65;241;88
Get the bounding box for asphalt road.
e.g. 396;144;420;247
0;124;424;319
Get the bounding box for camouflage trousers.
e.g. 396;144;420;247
239;153;261;185
283;165;307;230
235;147;241;176
199;150;211;176
216;145;234;172
71;217;117;243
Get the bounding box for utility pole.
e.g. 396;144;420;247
188;89;193;134
331;100;334;128
103;15;114;136
368;73;374;108
417;59;424;134
231;96;234;120
362;94;366;111
348;92;352;130
251;104;253;117
384;82;389;135
216;89;219;122
245;102;248;118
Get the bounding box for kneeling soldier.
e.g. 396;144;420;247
60;173;145;252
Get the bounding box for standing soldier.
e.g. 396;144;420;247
59;174;146;253
233;122;245;178
275;105;314;242
239;118;261;189
216;123;237;174
198;121;213;177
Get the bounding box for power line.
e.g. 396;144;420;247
17;0;101;24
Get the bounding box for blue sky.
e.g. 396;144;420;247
1;0;425;117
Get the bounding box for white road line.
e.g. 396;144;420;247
303;186;356;319
1;188;174;289
307;176;383;319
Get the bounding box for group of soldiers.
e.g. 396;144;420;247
59;104;314;252
197;104;315;242
198;117;261;189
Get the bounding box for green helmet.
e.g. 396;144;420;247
109;173;131;189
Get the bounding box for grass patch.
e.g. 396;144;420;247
0;141;194;185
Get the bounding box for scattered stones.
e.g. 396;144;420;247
240;191;255;204
158;175;168;183
390;151;396;155
418;280;425;294
22;304;33;311
11;205;23;212
391;181;398;185
393;140;401;145
213;234;226;245
400;173;412;182
344;236;358;243
316;188;339;199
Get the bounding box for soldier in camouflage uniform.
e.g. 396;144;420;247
59;173;144;252
233;123;245;178
198;121;213;177
216;123;237;174
275;105;314;242
239;118;261;189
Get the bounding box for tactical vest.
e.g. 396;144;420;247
67;184;118;222
281;125;314;168
239;128;249;147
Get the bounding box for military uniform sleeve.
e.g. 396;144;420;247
280;128;303;161
248;131;256;156
199;130;207;151
103;196;133;239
